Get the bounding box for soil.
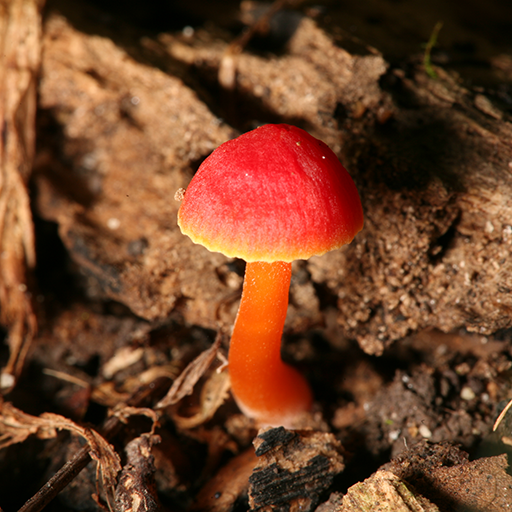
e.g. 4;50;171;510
1;0;512;511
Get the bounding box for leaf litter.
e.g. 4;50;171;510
0;399;122;510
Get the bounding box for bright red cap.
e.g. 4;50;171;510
178;124;363;262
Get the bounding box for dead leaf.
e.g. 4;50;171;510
93;365;180;408
156;333;224;409
172;369;231;429
102;346;145;380
109;406;160;434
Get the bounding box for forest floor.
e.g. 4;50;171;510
1;1;512;511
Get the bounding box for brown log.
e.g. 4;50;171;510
35;7;512;356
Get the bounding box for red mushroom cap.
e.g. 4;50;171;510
178;124;363;262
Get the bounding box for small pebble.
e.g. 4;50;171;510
419;424;432;439
388;429;401;442
107;217;121;230
461;386;476;401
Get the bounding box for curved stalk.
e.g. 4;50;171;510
228;261;312;427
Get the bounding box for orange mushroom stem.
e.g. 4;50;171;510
228;261;312;426
177;124;364;428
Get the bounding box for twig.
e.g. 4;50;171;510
17;376;170;512
218;0;303;89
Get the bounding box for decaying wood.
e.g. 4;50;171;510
115;434;161;512
317;471;440;512
249;427;344;511
317;442;512;511
0;0;45;389
334;63;512;355
34;6;512;358
422;454;512;511
35;11;234;328
386;441;512;512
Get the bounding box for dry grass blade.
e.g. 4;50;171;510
0;400;122;508
0;0;45;390
493;397;512;432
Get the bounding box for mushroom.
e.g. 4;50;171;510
177;124;363;427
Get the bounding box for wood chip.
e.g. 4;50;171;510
249;427;344;511
339;470;439;511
